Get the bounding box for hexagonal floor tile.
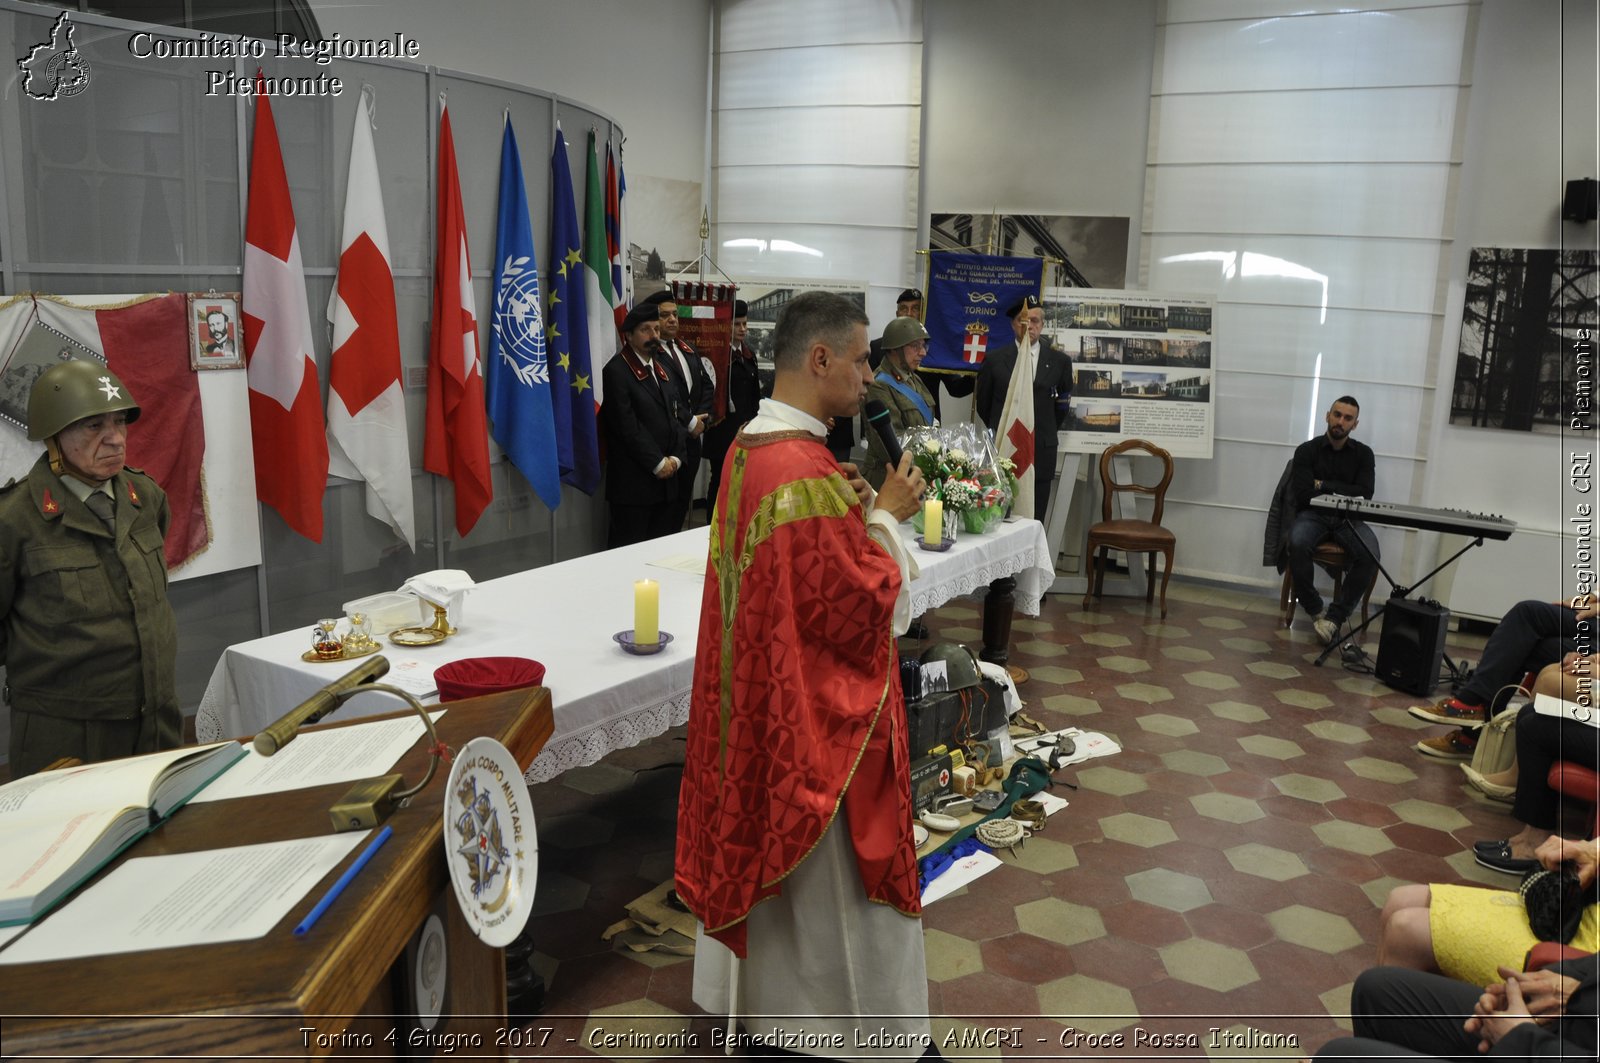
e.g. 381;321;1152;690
1126;867;1214;911
1079;765;1150;797
1198;615;1247;630
1017;638;1065;656
1334;675;1393;697
1117;681;1174;704
1162;645;1216;662
1040;693;1104;716
1184;670;1241;691
1016;897;1108;947
1160;938;1259;991
1247;660;1302;680
1011;836;1081;874
1220;637;1274;654
1239;735;1304;760
1345;756;1417;784
531;868;589;916
943;625;983;643
1100;812;1179;847
1371;706;1430;730
1304;719;1370;745
1275;688;1334;710
1391;798;1471;831
1209;700;1269;723
1313;820;1396;856
1225;842;1309;881
1029;666;1085;685
1100;654;1153;674
582;999;694;1057
1036;974;1138;1034
1319;983;1355;1030
1137;712;1201;737
1359;874;1411;908
1080;631;1133;647
924;927;985;982
1163;749;1230;777
1143;623;1190;638
1191;792;1266;824
1272;773;1346;802
1266;904;1363;953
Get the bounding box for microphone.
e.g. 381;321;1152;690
254;655;391;756
863;399;903;469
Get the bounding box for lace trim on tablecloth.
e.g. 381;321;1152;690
195;706;222;744
524;687;693;785
909;545;1047;618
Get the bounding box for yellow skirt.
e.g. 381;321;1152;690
1431;883;1599;985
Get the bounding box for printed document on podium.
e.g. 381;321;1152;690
192;710;446;802
0;833;365;963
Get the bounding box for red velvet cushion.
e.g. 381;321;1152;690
433;657;546;702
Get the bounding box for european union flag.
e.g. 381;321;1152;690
547;127;601;494
486;117;562;511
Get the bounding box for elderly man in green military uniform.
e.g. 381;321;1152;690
860;315;937;490
0;360;180;777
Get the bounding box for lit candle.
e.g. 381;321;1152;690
634;579;660;645
923;498;943;543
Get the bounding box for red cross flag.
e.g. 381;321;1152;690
996;337;1037;517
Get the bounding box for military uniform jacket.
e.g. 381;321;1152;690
601;348;691;506
860;365;936;489
0;455;178;725
975;337;1074;452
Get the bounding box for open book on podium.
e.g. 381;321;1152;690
0;742;245;925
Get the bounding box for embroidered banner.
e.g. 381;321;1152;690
671;281;737;421
921;253;1043;376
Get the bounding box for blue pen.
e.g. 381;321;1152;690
293;825;393;937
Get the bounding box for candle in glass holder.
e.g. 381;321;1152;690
634;579;660;645
923;498;943;543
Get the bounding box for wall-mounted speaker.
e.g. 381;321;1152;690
1376;598;1450;697
1563;178;1598;223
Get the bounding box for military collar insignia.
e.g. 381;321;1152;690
40;487;60;516
126;479;141;507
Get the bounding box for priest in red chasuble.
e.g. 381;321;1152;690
676;291;933;1057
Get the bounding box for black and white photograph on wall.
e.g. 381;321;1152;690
188;292;242;370
1449;247;1597;432
929;212;1131;288
0;315;99;431
735;278;869;392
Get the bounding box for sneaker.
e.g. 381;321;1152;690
1408;696;1489;728
1313;616;1342;645
1415;730;1477;760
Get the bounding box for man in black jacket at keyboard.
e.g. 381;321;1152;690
1286;395;1379;646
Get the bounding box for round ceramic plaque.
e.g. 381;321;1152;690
443;738;537;946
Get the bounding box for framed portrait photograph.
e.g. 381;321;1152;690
188;292;243;370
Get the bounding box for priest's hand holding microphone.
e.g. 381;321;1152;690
849;397;924;522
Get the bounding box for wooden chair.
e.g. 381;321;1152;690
1277;541;1378;628
1082;439;1175;618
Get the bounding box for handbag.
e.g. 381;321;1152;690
1469;702;1521;776
1519;865;1591;944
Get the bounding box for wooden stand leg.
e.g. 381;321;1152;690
981;575;1027;684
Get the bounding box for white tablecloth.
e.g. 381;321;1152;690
195;518;1052;783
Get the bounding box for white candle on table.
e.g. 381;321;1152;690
634;579;660;645
924;499;943;542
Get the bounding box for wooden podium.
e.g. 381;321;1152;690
0;685;553;1059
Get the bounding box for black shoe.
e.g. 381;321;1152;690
1474;841;1537;875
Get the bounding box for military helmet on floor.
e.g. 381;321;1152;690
919;641;982;693
27;360;140;440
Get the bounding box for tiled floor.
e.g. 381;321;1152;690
519;580;1533;1059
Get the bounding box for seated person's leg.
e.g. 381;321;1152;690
1338;966;1482;1059
1327;520;1379;627
1377;884;1437;971
1285;511;1330;618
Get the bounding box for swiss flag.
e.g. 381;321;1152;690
423;104;492;537
242;75;328;541
327;88;416;551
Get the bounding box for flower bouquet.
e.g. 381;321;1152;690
903;423;1014;537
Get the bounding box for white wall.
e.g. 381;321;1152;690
311;0;712;185
1423;0;1599;611
921;0;1157;282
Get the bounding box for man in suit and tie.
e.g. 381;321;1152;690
703;299;760;511
600;303;690;548
641;290;711;529
975;294;1074;521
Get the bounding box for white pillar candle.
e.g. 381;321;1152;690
634;579;660;645
924;499;943;542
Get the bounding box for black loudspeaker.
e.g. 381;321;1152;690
1376;598;1451;697
1563;178;1598;223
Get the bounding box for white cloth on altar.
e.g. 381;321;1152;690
691;809;932;1061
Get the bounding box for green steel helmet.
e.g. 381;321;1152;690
920;641;982;693
881;316;930;351
27;360;140;440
